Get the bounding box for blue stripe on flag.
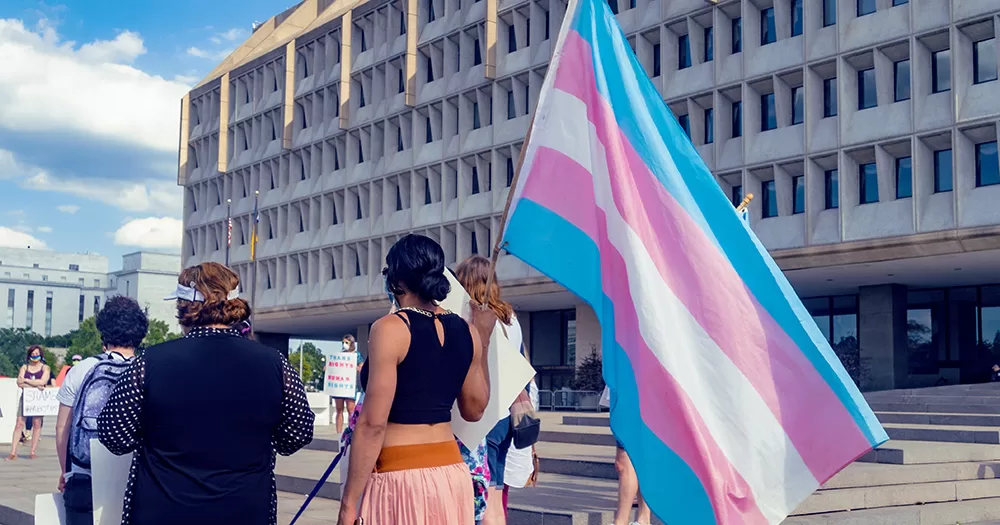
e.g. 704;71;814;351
566;0;885;446
505;198;716;524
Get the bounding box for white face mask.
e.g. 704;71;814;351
342;341;351;351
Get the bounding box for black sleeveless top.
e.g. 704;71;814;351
360;310;475;425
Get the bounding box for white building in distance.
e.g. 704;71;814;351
0;247;181;336
178;0;1000;391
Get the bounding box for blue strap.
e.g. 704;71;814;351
288;448;346;525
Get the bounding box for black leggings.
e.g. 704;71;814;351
63;475;94;525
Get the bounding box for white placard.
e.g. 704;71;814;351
0;378;20;445
22;387;60;417
34;493;65;525
325;353;357;399
91;439;133;525
439;269;537;447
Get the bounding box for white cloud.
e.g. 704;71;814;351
56;204;80;214
0;19;190;153
37;226;52;233
113;217;182;250
0;148;44;179
22;171;182;215
173;74;199;85
219;28;246;41
0;226;46;249
186;46;233;60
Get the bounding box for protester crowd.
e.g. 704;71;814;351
2;234;649;525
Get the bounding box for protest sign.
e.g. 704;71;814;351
22;387;60;417
91;439;133;525
324;353;357;399
0;379;19;445
34;493;66;525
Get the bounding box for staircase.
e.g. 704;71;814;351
274;383;1000;524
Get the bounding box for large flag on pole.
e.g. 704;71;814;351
498;0;888;522
249;193;260;262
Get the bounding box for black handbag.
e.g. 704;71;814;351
510;390;541;448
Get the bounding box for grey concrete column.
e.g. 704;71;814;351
255;332;290;358
858;284;908;391
356;323;371;361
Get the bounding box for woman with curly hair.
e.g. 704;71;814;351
97;262;314;525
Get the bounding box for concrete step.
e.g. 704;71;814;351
858;441;1000;465
561;415;611;427
782;497;1000;525
866;394;1000;406
823;460;1000;490
541;428;617;447
869;401;1000;415
884;423;1000;444
792;478;1000;515
877;411;1000;427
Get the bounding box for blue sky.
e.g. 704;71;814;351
0;0;291;266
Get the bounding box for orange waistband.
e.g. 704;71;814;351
374;441;464;473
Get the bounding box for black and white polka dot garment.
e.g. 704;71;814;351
97;355;146;525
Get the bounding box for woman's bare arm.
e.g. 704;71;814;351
16;366;27;388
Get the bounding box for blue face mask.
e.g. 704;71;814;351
383;273;397;308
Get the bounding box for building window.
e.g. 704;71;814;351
678;34;691;69
791;0;803;37
760;8;776;46
857;0;876;16
823;0;836;27
892;0;907;4
507;90;516;120
976;141;1000;187
932;49;951;93
704;26;713;62
508;24;516;53
507;157;515;187
678;114;690;137
824;169;839;209
93;296;100;315
762;180;777;218
704;108;714;144
974;38;998;85
933;148;952;193
652;43;661;77
823;78;838;117
859;162;879;204
79;294;85;323
732;101;742;138
731;17;742;54
474;38;482;65
895;156;912;198
26;290;33;331
68;264;79;271
428;0;435;22
791;86;804;125
606;0;618;15
6;289;14;329
793;175;805;214
858;68;877;110
45;291;52;337
761;93;776;131
893;59;910;102
42;275;48;282
803;296;859;384
731;185;743;207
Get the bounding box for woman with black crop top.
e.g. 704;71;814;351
337;234;494;525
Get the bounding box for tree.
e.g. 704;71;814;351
0;327;46;377
68;317;104;361
289;342;327;391
143;319;181;348
572;346;605;392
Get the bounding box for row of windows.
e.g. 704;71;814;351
736;140;1000;219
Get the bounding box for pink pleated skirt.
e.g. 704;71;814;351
359;441;475;525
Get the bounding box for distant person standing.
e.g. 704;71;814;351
55;296;147;525
601;386;651;525
334;334;364;435
7;345;51;460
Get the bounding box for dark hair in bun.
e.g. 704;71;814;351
385;234;451;303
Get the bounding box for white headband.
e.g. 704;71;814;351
164;282;239;302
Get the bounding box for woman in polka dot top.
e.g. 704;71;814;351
97;262;315;525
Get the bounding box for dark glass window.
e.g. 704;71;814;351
704;26;713;62
932;49;951;93
823;0;836;27
474;38;482;65
791;86;804;125
976;141;1000;187
398;69;405;93
793;175;805;214
652;43;661;77
607;0;618;15
823;78;838;117
892;0;908;5
507;90;515;120
508;24;517;53
760;8;776;46
791;0;803;37
507;157;515;187
704;108;714;144
857;0;876;16
895;156;912;199
934;149;953;193
858;68;877;110
825;169;839;209
731;17;742;53
678;114;690;137
678;34;691;69
473;101;481;130
894;59;910;102
732;101;742;138
761;93;776;131
762;180;777;218
860;162;879;204
974;39;998;85
731;184;743;207
428;0;435;22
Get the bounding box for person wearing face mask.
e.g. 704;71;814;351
334;334;364;435
7;345;51;460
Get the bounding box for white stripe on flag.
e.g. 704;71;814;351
533;88;819;522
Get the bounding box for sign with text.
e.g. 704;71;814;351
325;353;357;399
22;387;60;417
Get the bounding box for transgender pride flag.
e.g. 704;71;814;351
499;0;888;523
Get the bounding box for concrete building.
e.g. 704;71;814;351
178;0;1000;391
0;248;181;336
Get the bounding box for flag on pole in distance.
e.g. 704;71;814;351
249;197;260;261
498;0;888;522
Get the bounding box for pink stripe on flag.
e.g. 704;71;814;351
534;30;871;482
522;147;769;525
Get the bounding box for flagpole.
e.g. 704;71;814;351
225;198;232;266
250;190;259;336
